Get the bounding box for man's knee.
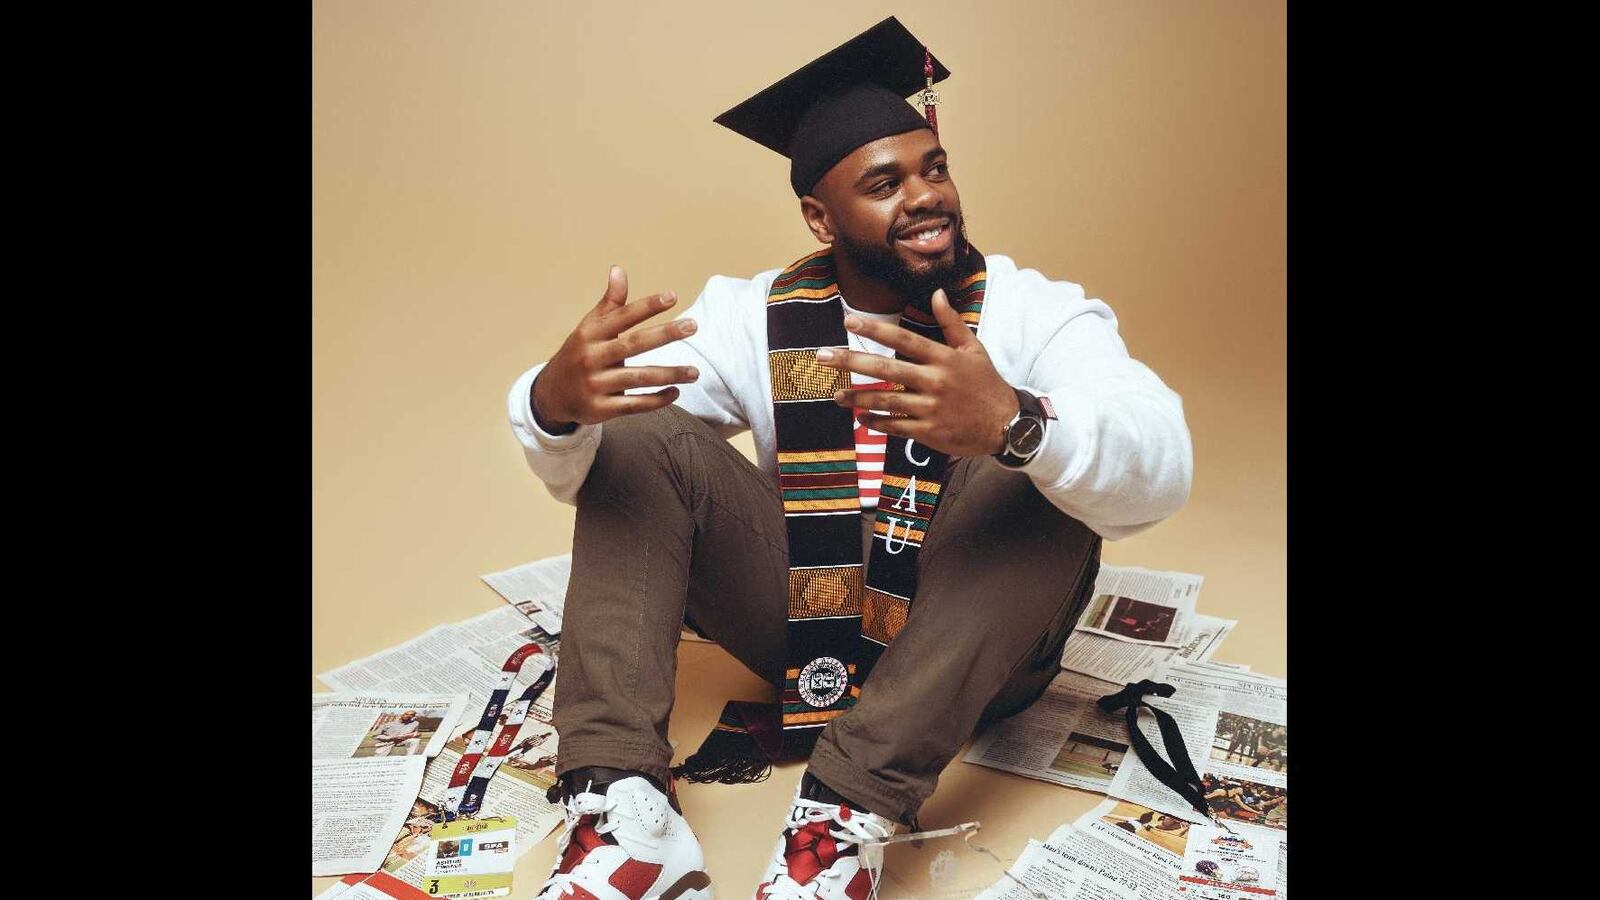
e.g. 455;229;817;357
594;405;704;460
582;406;714;498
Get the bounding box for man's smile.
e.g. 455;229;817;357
892;215;955;256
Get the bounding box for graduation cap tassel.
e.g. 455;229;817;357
921;47;939;134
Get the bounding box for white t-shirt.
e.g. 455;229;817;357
508;254;1192;541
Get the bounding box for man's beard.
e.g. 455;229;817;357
835;214;973;306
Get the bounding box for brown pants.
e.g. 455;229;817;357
552;405;1101;824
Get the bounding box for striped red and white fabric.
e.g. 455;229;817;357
844;314;898;510
851;374;893;510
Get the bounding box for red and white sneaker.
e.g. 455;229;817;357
754;787;895;900
538;774;713;900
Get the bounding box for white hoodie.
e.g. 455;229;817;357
507;254;1192;541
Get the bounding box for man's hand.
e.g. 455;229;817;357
532;266;702;429
816;289;1019;458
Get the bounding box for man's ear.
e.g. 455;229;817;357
799;195;834;245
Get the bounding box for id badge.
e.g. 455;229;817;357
423;815;517;898
1178;823;1279;899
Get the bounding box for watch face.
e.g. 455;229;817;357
1008;417;1044;457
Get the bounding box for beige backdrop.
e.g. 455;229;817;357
314;0;1284;894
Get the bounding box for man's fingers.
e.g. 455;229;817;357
855;411;927;441
593;265;629;314
931;289;977;349
596;317;698;365
592;365;700;394
598;387;680;417
834;389;932;418
596;290;677;337
844;313;945;361
814;347;930;391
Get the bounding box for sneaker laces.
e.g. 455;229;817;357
539;781;620;900
762;797;892;900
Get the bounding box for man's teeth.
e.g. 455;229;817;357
910;225;944;241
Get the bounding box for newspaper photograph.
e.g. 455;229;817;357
1074;566;1202;647
313;693;469;760
962;671;1133;792
481;553;571;635
1074;799;1191;865
973;839;1138;900
1060;615;1236;685
1199;774;1287;834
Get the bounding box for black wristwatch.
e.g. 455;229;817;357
995;387;1053;469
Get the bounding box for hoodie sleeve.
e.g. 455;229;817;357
1000;268;1194;540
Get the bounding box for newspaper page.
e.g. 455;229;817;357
962;671;1134;792
1073;799;1287;900
313;756;428;876
1074;566;1202;647
1073;799;1190;870
1060;614;1237;684
1186;658;1248;673
316;871;432;899
312;694;469;876
318;606;559;718
1154;662;1288;838
373;689;565;890
481;553;571;635
1031;825;1183;900
973;839;1138;900
316;874;367;900
1174;615;1236;663
1103;692;1220;825
313;693;469;760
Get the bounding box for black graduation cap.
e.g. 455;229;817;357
714;16;950;198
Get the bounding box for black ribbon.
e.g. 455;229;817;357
1098;680;1211;820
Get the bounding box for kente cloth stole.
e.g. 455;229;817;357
673;247;986;784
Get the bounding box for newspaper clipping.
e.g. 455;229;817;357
1058;564;1221;683
974;839;1139;900
1074;566;1203;647
963;671;1133;792
318;606;559;720
481;553;571;636
312;693;469;876
1153;662;1287;864
1031;825;1186;900
375;689;566;889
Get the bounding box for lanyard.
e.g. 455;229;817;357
1096;680;1211;821
438;642;556;820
